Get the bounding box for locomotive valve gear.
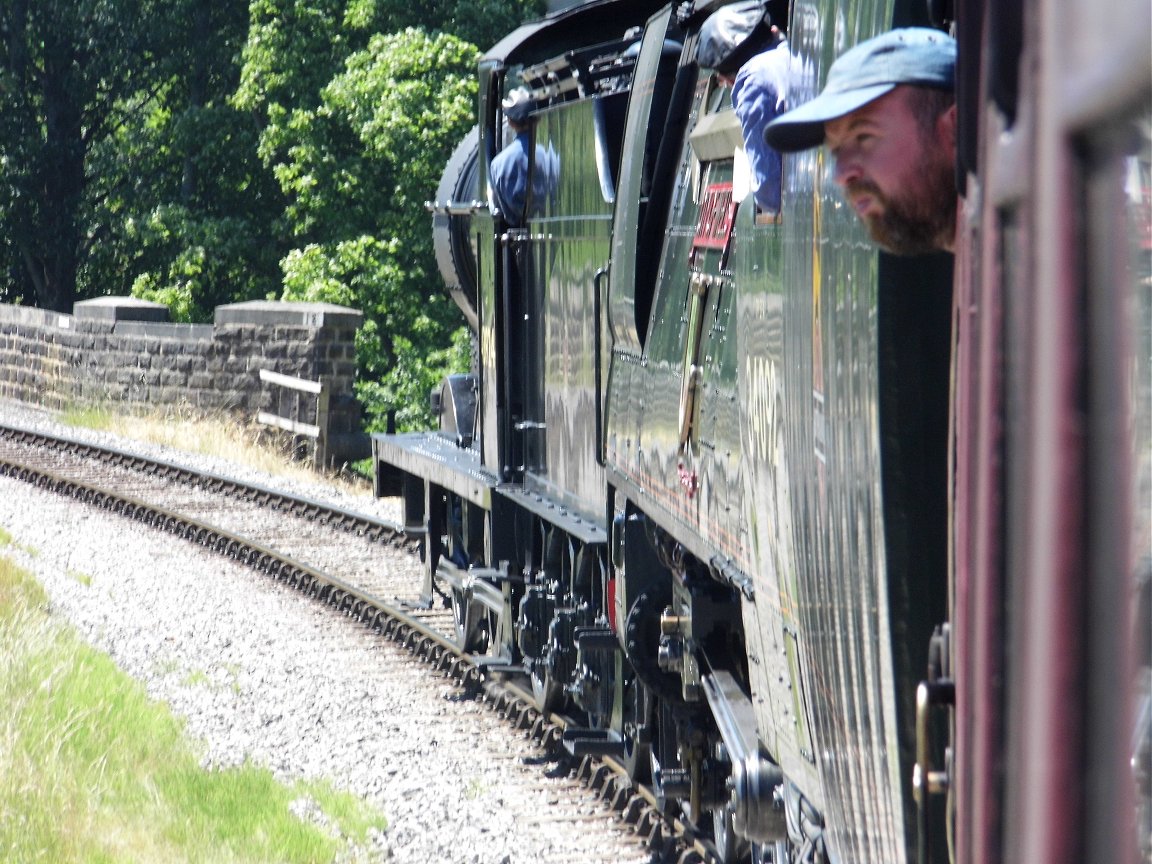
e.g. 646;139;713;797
704;671;789;843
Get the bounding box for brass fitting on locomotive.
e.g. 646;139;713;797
658;606;704;702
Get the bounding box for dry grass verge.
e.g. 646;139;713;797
59;404;373;492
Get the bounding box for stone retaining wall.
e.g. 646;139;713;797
0;297;368;464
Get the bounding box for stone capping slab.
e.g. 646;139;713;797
114;321;215;341
0;304;73;330
74;296;170;323
215;301;363;329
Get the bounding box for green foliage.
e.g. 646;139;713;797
273;28;479;429
0;1;283;312
341;0;542;59
354;327;474;433
271;29;477;243
126;205;282;322
235;0;542;116
0;555;388;863
1;0;547;428
0;0;186;309
282;236;471;430
234;0;350;118
96;7;286;316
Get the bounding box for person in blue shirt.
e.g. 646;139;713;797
489;88;559;227
697;1;789;215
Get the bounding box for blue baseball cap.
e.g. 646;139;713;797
764;27;956;152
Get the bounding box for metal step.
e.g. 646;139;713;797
562;727;625;757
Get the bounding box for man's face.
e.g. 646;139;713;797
825;87;957;255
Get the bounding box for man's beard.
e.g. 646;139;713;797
846;157;956;255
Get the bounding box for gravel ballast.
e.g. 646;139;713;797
0;402;653;864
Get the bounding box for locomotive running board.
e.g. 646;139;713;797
494;485;607;546
372;431;497;509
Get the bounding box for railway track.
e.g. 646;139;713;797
0;421;720;864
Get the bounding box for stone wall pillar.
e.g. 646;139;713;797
0;298;368;465
214;301;366;463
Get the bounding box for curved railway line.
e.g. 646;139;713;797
0;421;722;864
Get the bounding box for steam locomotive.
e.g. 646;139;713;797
371;0;1152;861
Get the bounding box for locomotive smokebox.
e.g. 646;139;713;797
430;125;482;331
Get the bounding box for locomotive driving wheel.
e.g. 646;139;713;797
450;584;495;655
443;500;499;656
710;802;749;863
617;674;652;781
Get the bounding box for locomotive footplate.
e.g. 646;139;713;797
494;484;607;546
371;431;498;509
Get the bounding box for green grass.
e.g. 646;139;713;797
0;555;388;864
59;405;117;432
464;776;486;801
67;567;93;586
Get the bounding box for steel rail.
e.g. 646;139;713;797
0;422;411;548
0;423;717;863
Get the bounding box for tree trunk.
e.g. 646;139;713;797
32;26;85;313
181;4;210;204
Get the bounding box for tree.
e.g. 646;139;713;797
0;0;546;429
0;0;182;310
0;0;282;316
234;0;541;431
282;237;470;431
342;0;543;59
276;28;479;429
100;4;287;320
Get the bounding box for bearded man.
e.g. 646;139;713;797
764;27;958;255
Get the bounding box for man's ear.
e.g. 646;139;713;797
938;103;958;152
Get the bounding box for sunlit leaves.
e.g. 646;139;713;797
1;0;543;428
282;236;471;430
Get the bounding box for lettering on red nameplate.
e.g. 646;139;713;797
693;182;736;251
